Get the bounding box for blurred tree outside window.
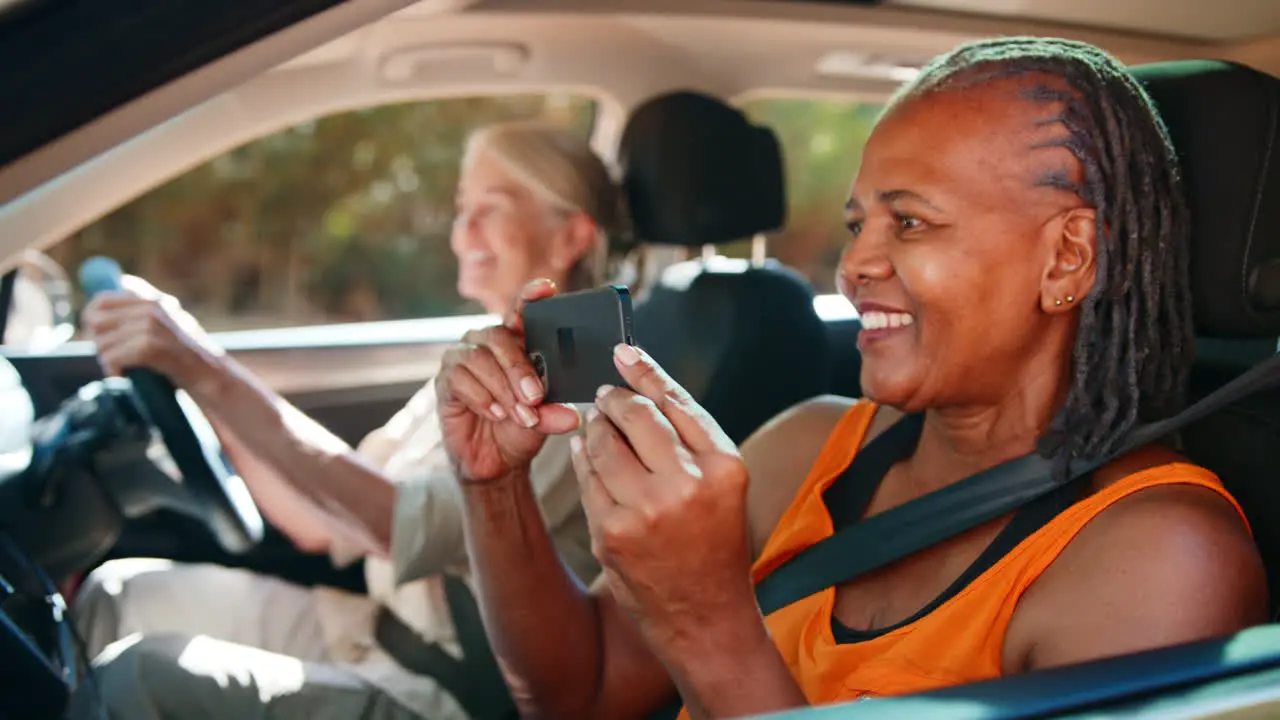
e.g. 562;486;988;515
48;93;883;334
49;94;597;332
734;97;883;294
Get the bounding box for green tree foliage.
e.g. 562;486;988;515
51;93;882;330
54;95;595;329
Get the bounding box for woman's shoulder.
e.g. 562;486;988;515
742;395;875;467
764;394;868;429
741;395;878;556
1076;448;1255;595
1006;450;1266;671
1091;444;1203;489
1084;448;1250;557
748;396;907;463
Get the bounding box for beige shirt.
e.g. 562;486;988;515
310;383;596;717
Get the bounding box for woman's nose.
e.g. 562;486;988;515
450;212;478;251
838;232;893;288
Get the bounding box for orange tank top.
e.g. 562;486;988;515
676;401;1248;717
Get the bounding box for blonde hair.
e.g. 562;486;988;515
462;120;623;292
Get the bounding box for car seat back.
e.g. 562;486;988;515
619;91;831;443
1134;60;1280;607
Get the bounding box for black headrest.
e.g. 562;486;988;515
618;90;786;248
1131;60;1280;339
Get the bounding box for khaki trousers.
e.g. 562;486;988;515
73;558;424;720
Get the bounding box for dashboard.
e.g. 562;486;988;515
0;353;169;719
0;356;79;717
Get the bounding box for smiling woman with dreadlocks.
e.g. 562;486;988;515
433;37;1268;719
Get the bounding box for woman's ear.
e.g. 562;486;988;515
1040;207;1098;314
548;212;600;272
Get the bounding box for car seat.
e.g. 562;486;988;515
619;90;832;444
1134;59;1280;609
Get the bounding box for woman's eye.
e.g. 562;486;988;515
846;220;864;237
896;214;924;232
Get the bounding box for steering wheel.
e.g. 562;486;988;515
78;256;264;554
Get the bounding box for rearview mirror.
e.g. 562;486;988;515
3;250;75;352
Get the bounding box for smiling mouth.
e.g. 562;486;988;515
460;251;496;271
859;310;914;330
858;310;915;347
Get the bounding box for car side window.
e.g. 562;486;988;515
734;97;884;294
44;94;597;333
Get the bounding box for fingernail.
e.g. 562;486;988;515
521;376;544;403
586;407;599;423
489;403;507;420
614;344;640;366
596;384;614;399
526;278;557;296
515;404;538;428
570;435;583;454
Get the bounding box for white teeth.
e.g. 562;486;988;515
860;311;914;331
465;251;493;262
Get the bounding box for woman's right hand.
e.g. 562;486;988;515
436;279;581;483
81;275;221;389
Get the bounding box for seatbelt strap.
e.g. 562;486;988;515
373;575;516;720
754;350;1280;617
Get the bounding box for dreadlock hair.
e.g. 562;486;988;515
888;37;1194;476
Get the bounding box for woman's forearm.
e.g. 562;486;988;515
462;469;799;720
185;351;396;556
659;602;808;720
211;420;337;552
461;470;609;718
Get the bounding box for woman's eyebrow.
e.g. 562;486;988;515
846;190;943;214
878;189;942;211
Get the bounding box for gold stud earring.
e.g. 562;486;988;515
1055;298;1063;306
1066;295;1075;303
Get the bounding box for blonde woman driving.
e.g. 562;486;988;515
73;121;619;720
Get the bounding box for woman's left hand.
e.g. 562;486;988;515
572;343;757;651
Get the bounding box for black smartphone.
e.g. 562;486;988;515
523;285;635;403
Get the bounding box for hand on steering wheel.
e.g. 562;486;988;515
78;257;263;554
82;275;219;388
